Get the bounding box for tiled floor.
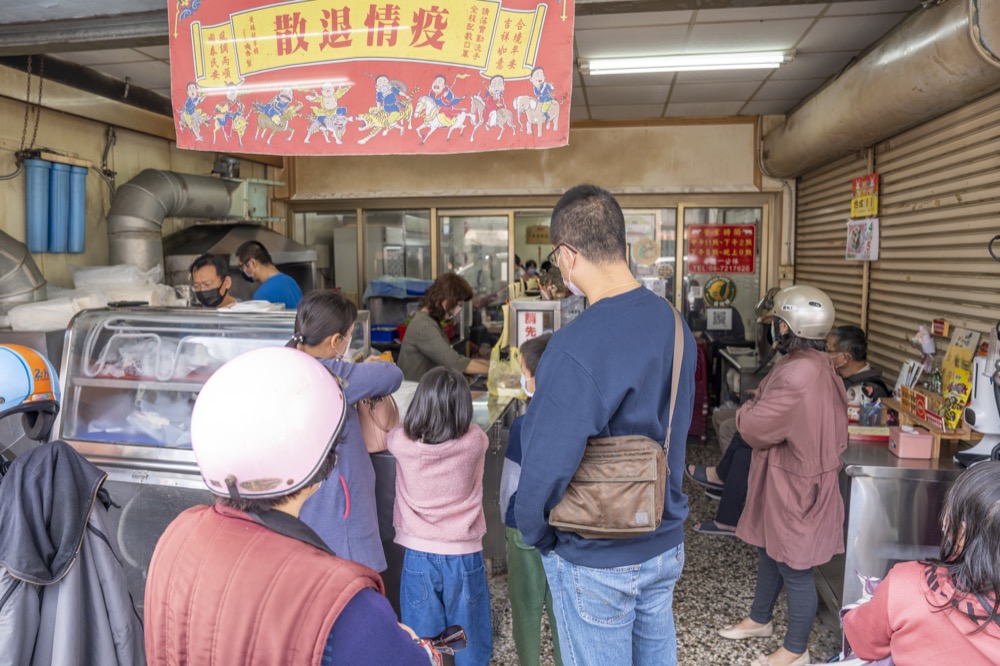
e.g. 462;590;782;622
487;436;842;665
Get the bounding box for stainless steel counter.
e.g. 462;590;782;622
816;441;964;616
371;393;518;615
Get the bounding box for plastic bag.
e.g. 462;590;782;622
487;304;524;398
71;264;162;290
8;292;108;331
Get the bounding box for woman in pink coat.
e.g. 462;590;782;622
715;286;847;666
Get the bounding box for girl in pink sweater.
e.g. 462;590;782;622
386;367;492;666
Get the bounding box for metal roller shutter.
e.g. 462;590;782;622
795;152;870;328
868;91;1000;378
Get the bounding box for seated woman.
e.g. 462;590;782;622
843;461;1000;665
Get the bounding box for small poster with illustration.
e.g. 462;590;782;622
845;218;879;261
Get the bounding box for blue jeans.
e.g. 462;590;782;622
541;544;685;666
400;549;493;666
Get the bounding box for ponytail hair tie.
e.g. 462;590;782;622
290;333;305;345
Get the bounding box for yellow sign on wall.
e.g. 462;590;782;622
525;225;550;245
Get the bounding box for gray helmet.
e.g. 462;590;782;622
759;285;835;340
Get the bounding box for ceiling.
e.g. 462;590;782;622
0;0;923;123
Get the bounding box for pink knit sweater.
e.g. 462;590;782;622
386;425;489;555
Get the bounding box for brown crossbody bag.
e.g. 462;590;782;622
548;304;685;539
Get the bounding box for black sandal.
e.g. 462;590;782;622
685;464;724;490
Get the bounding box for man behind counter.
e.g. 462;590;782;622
235;240;303;309
189;254;237;308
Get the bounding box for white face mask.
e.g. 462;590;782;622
564;265;585;297
520;374;534;397
340;337;354;360
447;305;463;320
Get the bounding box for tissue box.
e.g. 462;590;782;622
888;426;934;459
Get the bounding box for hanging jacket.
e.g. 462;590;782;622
0;440;145;666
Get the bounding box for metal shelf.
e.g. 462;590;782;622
70;377;204;392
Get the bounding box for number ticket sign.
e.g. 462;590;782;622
686;225;756;274
169;0;574;155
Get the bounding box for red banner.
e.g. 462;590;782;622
686;225;756;274
169;0;574;155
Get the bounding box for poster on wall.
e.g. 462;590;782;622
845;217;879;261
850;173;879;218
686;224;755;274
169;0;574;155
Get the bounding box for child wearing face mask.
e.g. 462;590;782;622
287;289;403;572
500;334;563;666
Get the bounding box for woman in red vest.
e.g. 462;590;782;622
143;347;440;665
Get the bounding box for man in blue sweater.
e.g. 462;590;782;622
515;184;696;666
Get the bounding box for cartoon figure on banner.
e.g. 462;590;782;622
213;84;247;147
513;68;561;138
179;82;210;142
428;74;468;124
414;74;472;144
253;88;304;145
470;75;516;142
304;82;352;144
356;75;415;144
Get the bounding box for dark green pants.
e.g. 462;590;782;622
505;527;563;666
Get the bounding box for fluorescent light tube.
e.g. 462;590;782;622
582;51;793;75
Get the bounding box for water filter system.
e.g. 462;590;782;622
23;158;87;255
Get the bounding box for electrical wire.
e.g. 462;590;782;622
989;234;1000;262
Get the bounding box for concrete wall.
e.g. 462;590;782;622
0;94;268;288
292;122;762;199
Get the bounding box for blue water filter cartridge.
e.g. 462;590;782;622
24;158;51;253
48;162;71;254
68;166;88;253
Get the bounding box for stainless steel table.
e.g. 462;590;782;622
815;441;964;615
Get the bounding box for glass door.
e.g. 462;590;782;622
680;206;762;341
438;213;512;299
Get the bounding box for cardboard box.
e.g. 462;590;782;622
888;426;934;459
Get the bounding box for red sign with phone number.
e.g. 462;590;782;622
686;224;756;274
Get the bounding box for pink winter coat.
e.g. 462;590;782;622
735;348;848;570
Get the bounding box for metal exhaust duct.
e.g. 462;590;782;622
107;169;239;271
761;0;1000;178
0;229;46;313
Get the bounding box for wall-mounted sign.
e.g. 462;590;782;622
850;174;879;218
686;225;755;274
169;0;575;155
703;275;737;307
632;238;658;267
525;225;550;245
845;218;879;261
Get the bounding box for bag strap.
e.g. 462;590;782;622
664;304;685;448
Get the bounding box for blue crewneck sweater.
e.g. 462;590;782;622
515;286;695;568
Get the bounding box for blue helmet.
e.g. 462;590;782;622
0;344;61;442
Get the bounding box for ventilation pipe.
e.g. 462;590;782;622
107;169;239;272
761;0;1000;178
0;230;47;313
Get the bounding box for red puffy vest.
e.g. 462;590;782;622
144;502;384;665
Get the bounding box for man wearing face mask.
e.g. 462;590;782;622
397;273;490;382
234;240;303;309
516;185;697;666
826;325;889;403
189;254;238;309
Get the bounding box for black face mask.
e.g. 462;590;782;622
240;270;254;283
195;287;227;307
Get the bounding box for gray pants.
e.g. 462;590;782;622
712;407;738;455
749;548;817;654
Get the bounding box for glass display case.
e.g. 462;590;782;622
56;307;370;480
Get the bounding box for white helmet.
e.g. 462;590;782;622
190;347;347;500
760;285;835;340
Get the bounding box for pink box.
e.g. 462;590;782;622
888;426;934;459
